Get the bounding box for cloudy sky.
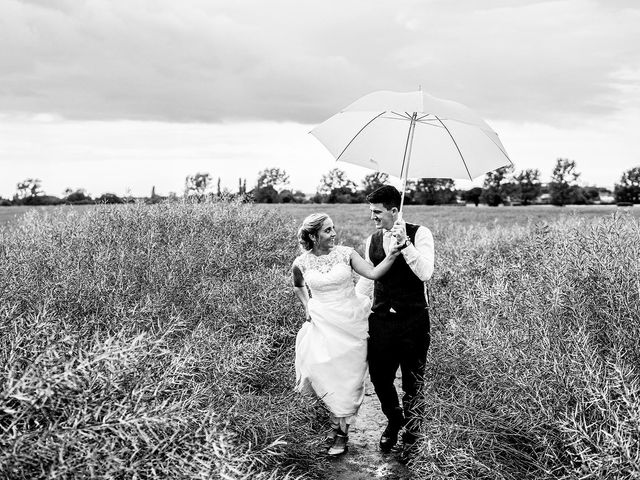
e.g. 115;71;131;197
1;0;639;198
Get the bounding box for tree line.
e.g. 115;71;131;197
2;159;639;207
246;159;640;206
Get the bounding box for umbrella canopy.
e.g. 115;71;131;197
310;90;513;210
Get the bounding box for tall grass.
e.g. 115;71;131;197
0;200;323;479
3;202;638;479
414;213;640;479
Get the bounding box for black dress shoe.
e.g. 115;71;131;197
401;429;418;446
379;421;403;452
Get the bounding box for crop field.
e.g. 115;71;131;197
0;205;97;229
1;201;639;479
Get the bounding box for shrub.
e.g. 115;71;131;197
22;195;63;206
0;200;320;479
95;193;124;204
63;191;92;204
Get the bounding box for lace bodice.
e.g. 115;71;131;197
293;246;357;302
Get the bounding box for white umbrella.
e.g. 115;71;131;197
310;90;513;215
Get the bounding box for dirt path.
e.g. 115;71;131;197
319;377;411;480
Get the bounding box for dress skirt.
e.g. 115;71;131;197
295;291;371;418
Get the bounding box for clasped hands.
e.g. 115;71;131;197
388;219;407;257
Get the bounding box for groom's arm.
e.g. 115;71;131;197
402;226;435;281
355;235;374;298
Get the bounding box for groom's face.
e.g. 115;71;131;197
368;202;397;231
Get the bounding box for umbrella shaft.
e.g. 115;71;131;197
399;113;418;218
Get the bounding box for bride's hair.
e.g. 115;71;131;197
298;213;329;251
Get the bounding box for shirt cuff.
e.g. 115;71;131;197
401;242;418;259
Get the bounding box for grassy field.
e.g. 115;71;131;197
2;203;638;231
0;205;97;229
1;201;638;479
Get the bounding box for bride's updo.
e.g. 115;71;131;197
298;213;329;251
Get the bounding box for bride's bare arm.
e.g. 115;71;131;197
292;265;311;321
350;244;401;280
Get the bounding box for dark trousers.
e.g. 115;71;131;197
368;307;430;433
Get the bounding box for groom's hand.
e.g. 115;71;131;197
391;219;407;244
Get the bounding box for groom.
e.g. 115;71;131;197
356;185;435;457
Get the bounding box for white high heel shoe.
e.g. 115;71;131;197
327;433;348;456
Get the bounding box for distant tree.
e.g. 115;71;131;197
13;179;62;205
317;168;356;195
253;185;279;203
480;166;513;206
328;187;360;204
400;179;416;205
361;172;389;196
412;179;456;205
292;190;307;203
614;166;640;204
147;185;162;204
184;172;212;199
64;189;92;204
256;167;290;192
123;187;134;203
96;193;124;204
317;168;357;202
461;187;483;206
512;169;542;206
580;186;600;204
549;158;581;206
15;178;43;201
27;195;62;206
278;189;294;203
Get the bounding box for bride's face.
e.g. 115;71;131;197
314;218;337;250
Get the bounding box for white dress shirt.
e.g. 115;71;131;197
355;224;435;300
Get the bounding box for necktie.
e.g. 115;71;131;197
383;230;393;254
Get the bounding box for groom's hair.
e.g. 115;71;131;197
366;185;401;211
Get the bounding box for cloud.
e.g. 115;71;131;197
0;0;638;126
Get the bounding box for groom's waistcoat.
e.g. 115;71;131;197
369;222;427;313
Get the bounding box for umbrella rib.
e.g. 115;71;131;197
434;115;472;180
422;116;513;165
335;112;387;161
415;119;444;128
481;131;514;166
390;111;412;120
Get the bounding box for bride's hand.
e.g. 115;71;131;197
388;241;402;258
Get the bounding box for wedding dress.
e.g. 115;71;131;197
293;245;371;420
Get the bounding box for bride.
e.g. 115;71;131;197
291;212;401;456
